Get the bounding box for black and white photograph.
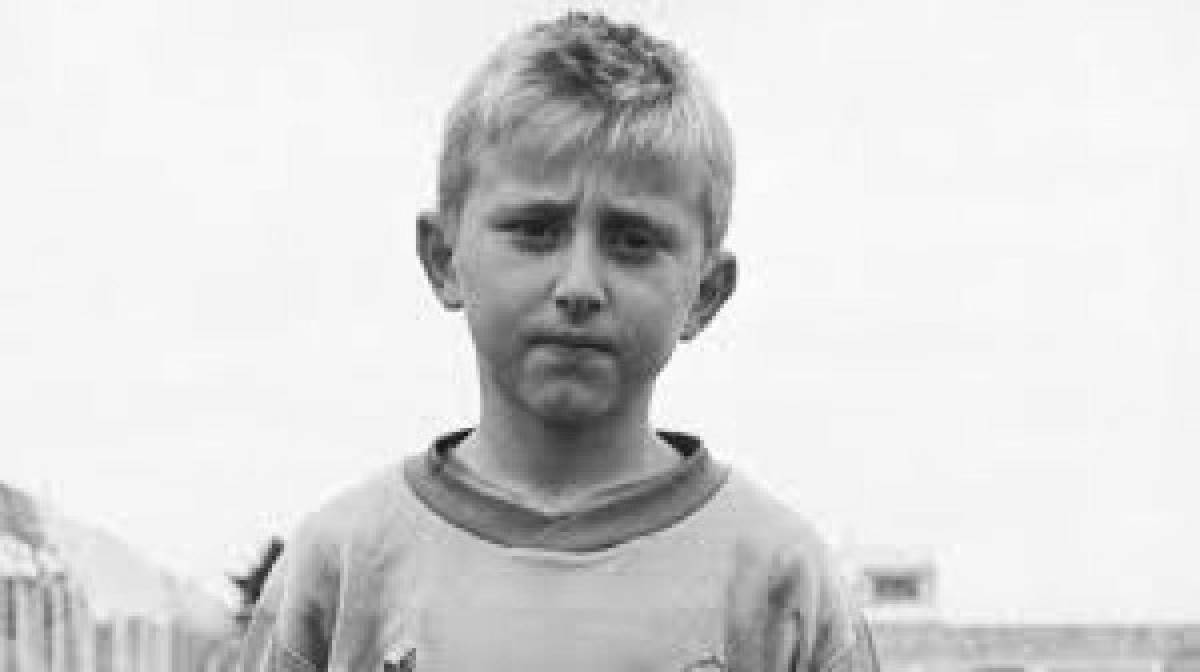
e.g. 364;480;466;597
4;0;1198;670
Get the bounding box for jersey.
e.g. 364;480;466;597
239;429;879;672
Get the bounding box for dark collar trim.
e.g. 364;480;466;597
403;429;728;552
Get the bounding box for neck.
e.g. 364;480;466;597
456;382;679;508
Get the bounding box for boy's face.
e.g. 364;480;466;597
420;132;735;426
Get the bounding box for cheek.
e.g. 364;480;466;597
454;245;538;305
657;277;701;328
456;261;531;356
452;248;487;304
626;287;695;361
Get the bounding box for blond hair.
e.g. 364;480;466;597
437;12;735;249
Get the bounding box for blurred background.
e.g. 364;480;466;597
3;0;1198;668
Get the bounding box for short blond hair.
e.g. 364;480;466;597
437;12;735;249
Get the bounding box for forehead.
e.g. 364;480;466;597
465;129;710;225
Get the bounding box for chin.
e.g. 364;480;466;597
521;382;617;427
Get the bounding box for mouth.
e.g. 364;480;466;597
528;331;615;353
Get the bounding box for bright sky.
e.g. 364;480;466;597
4;0;1197;621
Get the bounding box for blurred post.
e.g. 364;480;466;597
111;618;125;672
13;582;32;672
29;583;45;672
49;583;66;672
73;592;93;672
0;580;10;672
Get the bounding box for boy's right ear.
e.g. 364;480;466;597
416;211;464;311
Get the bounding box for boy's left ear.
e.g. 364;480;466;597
681;250;737;341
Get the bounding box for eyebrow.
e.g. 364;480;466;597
599;208;673;240
489;200;575;222
491;200;673;231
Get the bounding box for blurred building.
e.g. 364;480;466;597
843;546;1200;672
0;480;233;634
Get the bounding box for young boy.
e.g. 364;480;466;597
241;12;878;672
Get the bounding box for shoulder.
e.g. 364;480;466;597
714;467;836;563
246;459;419;669
713;469;878;670
711;469;845;605
259;458;418;606
705;466;851;616
294;461;412;548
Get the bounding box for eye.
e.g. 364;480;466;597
607;226;660;260
514;218;552;237
505;217;560;249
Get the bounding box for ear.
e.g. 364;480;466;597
416;210;464;311
681;250;737;341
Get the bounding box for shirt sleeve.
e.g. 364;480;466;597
724;537;881;672
238;520;340;672
808;561;880;672
817;615;880;672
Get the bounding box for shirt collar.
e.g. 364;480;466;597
403;428;728;551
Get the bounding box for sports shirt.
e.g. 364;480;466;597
240;430;879;672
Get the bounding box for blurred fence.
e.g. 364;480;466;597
1;578;240;672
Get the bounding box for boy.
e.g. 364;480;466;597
241;12;878;672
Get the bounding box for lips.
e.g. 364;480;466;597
527;330;615;353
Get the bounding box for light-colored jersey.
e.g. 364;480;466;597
240;430;878;672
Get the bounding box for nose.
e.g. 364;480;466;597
552;229;607;321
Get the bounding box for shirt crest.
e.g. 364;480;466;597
683;654;727;671
382;646;416;672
